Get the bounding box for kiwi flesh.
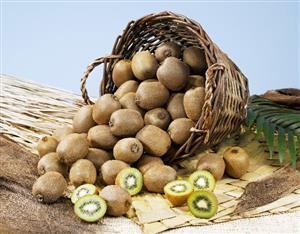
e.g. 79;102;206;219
183;46;208;75
119;92;145;116
109;109;144;137
167;93;186;120
185;75;205;90
52;126;74;141
32;171;67;203
155;42;181;62
115;167;143;196
69;159;97;187
113;138;143;164
112;59;134;87
86;148;111;170
136;155;164;174
197;153;225;181
92;94;121;125
131;51;158;80
101;160;129;185
74;194;107;222
157;57;189;91
144;108;170;130
114;80;139;100
87;125;118;150
99;185;132;216
37;152;68;177
187;190;218;219
188;170;216;192
136;125;171;157
183;87;205;121
164;180;193;206
168;118;195;145
135;81;170;110
73;105;96;133
36;136;58;156
71;184;97;204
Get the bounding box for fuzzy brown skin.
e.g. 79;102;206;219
167;93;186;120
185;75;205;90
144;108;171;130
87;125;118;150
69;159;97;187
119;92;145;116
168;118;195;145
183;87;205;121
86;148;111;170
113;138;143;164
131;51;158;80
72;105;96;133
155;42;181;62
101;160;129;185
36;136;58;157
183;46;207;75
112;59;134;87
197;153;225;181
37;152;68;177
114;80;139;100
136;155;164;174
52;126;74;141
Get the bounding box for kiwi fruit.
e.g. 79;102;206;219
188;170;216;192
187;190;218;219
136;155;164;174
74;194;107;222
119;92;145;116
101;160;129;185
155;42;181;62
164;180;193;206
109;109;144;137
136;125;171;157
36;136;58;156
87;125;118;150
114;80;139;100
99;185;132;216
223;146;250;178
144;108;170;130
71;184;97;204
131;51;158;80
57;133;89;165
37;152;68;177
52;126;74;141
168;118;195;145
32;171;67;203
183;46;208;75
185;75;205;90
112;59;134;87
92;94;121;125
115;167;143;195
143;165;177;193
69;159;97;186
73;105;96;133
86;148;111;170
166;93;186;120
183;87;205;121
157;57;189;91
135;81;170;110
197;153;225;181
113;138;143;164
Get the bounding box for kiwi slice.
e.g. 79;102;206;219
187;190;218;219
74;194;107;222
164;180;193;206
188;170;216;192
71;184;97;204
115;168;143;196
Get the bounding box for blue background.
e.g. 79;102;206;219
2;1;299;98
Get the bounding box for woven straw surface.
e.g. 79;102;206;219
1;75;299;234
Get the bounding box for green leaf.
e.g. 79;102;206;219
288;131;297;169
263;121;275;159
256;116;264;140
278;127;286;165
246;109;256;128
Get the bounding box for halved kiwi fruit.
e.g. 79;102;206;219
74;194;107;222
87;125;118;150
115;168;143;196
36;136;58;156
71;184;97;204
187;190;218;219
73;105;96;133
188;170;216;192
155;42;181;62
164;180;193;206
131;51;158;80
144;108;170;130
69;159;97;187
112;59;134;87
114;80;139;100
113;138;143;164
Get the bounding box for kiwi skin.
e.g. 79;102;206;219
36;136;58;157
183;87;205;121
155;42;181;62
136;155;164;174
69;159;97;187
32;171;67;203
113;138;143;164
144;108;171;130
86;148;111;171
114;80;139;100
37;152;68;177
101;160;129;185
52;126;74;141
73;105;96;133
167;93;186;120
112;59;134;87
197;153;225;181
119;92;145;116
183;46;208;75
185;75;205;90
99;185;132;216
168;118;195;145
87;125;118;150
131;51;158;80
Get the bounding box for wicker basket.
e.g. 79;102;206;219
80;11;249;163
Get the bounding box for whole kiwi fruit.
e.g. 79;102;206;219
166;93;186;120
52;126;74;141
136;125;171;157
32;171;67;203
36;136;58;156
73;105;96;133
155;41;181;62
114;80;139;100
183;46;208;75
92;94;121;125
109;109;144;137
37;152;68;177
101;160;129;185
131;51;158;80
136;155;164;174
113;138;143;164
86;148;111;170
69;159;97;186
112;59;134;87
168;118;195;145
196;153;226;181
157;57;189;91
135;81;170;110
119;92;145;116
87;125;118;150
183;87;205;121
99;185;132;216
144;108;170;130
185;75;205;90
143;165;177;193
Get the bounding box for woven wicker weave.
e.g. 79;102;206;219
80;11;249;162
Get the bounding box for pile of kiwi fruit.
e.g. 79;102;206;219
33;41;250;222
